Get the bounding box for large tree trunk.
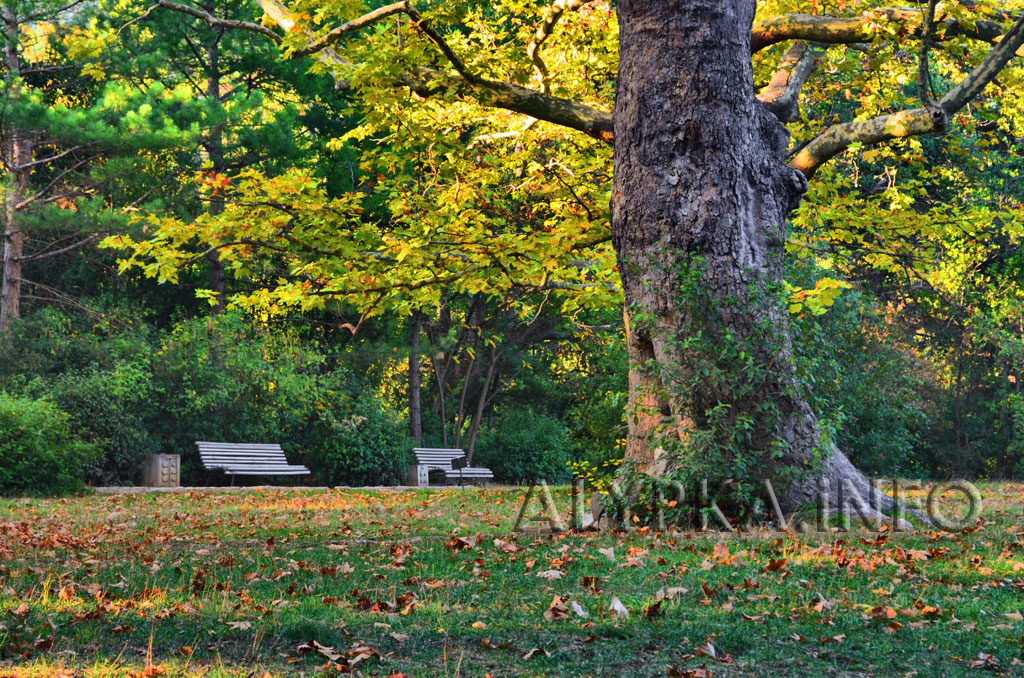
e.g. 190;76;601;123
1;7;27;332
612;0;905;520
1;146;26;330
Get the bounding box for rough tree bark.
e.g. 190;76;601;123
612;0;904;519
1;6;28;331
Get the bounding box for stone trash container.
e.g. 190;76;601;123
143;454;181;488
406;464;428;487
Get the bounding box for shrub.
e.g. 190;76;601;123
0;392;97;495
475;410;573;483
41;361;160;485
305;398;411;486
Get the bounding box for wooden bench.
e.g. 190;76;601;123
412;448;494;486
196;441;310;484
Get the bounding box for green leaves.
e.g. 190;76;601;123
787;278;853;316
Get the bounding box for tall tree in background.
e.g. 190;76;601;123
1;0;208;330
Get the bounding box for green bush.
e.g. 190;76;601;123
0;392;97;495
39;361;160;485
476;410;572;484
306;398;412;486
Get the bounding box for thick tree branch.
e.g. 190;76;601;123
402;4;482;85
193;1;1018;159
290;2;405;57
407;67;612;142
757;41;826;123
791;11;1024;177
752;6;1024;57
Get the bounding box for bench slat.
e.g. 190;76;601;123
200;455;290;461
198;447;285;450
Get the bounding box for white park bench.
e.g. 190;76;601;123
411;448;494;486
196;441;310;484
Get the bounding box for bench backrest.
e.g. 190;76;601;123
413;448;467;469
196;441;290;468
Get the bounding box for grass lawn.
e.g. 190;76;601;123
1;483;1023;677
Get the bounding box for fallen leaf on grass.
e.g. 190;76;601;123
544;596;569;622
226;621;252;630
668;668;709;677
609;597;629;619
445;535;478;551
598;547;615;562
296;639;341;662
571;601;589;618
656;586;688;601
493;538;518;553
870;606;897;621
537;569;563;581
809;593;831;612
644;601;663;619
522;648;550;660
969;652;999;669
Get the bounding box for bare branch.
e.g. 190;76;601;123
14;158;91;210
14;145;88;171
18;234;99;262
527;0;593;95
254;0;356;73
153;0;282;44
